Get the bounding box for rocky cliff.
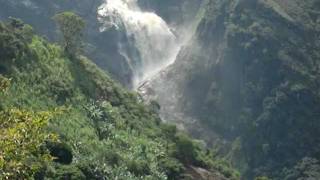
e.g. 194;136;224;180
143;0;320;179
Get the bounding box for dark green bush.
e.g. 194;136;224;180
104;150;122;166
46;165;86;180
159;157;184;179
127;159;150;176
0;21;29;71
47;142;73;165
48;77;74;103
174;133;199;165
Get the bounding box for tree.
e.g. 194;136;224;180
0;21;29;64
53;12;85;57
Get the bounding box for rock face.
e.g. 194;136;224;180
143;0;320;178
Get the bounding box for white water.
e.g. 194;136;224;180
97;0;180;89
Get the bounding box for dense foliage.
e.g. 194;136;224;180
0;76;57;179
0;19;238;179
2;0;317;179
155;0;320;179
0;108;57;179
0;0;135;86
53;12;85;57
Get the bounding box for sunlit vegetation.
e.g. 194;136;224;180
1;0;319;179
0;17;239;179
0;76;57;179
0;109;57;179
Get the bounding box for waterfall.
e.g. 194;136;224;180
97;0;180;89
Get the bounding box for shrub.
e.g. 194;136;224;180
0;109;57;179
127;159;151;176
104;150;122;166
174;133;198;164
159;157;184;179
47;165;86;180
0;75;10;92
47;142;73;165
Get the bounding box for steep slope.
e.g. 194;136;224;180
0;20;239;179
0;0;139;86
0;0;203;88
143;0;320;179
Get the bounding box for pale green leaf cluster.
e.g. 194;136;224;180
0;109;57;179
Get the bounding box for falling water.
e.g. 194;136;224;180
97;0;180;89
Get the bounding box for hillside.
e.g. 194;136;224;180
143;0;320;179
0;0;202;88
0;19;239;179
0;0;138;86
1;0;320;179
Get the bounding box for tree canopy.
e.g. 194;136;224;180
53;12;85;57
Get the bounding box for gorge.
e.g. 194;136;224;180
0;0;320;179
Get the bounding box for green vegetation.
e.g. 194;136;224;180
0;75;10;92
0;18;239;179
0;76;57;179
0;108;57;179
53;12;85;57
168;0;320;179
1;1;319;179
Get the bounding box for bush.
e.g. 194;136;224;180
160;123;177;139
159;157;184;179
48;77;74;103
104;150;122;166
0;109;57;179
127;159;150;176
174;133;198;164
46;165;86;180
47;142;73;165
0;75;10;92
